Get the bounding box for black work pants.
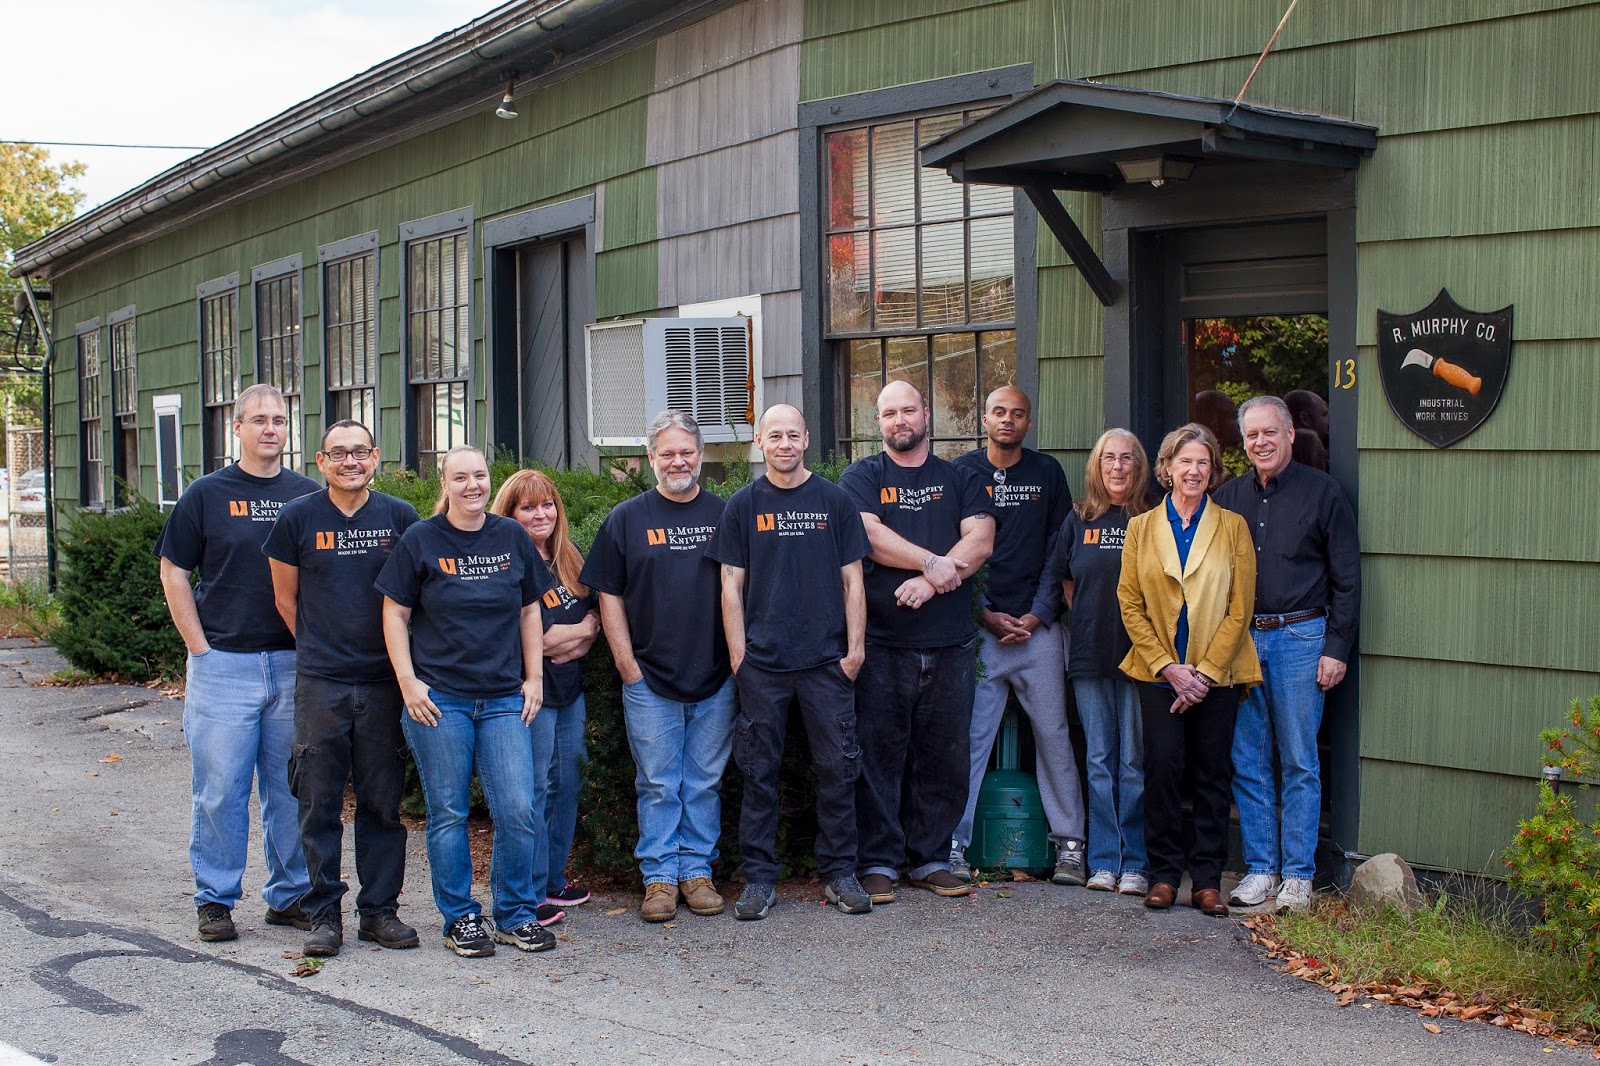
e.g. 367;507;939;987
1138;682;1239;894
288;674;408;922
733;660;860;883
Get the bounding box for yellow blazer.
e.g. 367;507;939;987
1116;495;1262;688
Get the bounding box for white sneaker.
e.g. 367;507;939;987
1228;872;1281;907
1116;871;1148;896
1277;878;1314;912
1086;869;1117;892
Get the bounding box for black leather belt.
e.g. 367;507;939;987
1252;608;1325;630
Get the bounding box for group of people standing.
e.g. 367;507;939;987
157;371;1356;959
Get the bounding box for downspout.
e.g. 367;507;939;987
18;278;55;590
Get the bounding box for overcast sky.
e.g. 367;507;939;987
4;0;491;210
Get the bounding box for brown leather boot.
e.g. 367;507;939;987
639;882;679;922
679;877;725;916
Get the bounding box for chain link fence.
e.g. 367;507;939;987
5;426;49;586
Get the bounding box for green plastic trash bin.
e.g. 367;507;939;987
967;706;1051;872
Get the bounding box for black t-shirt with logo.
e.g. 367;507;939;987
535;549;599;709
1051;506;1136;680
154;463;320;653
838;450;993;649
953;447;1072;618
707;474;871;672
579;488;728;703
374;513;549;700
261;489;420;683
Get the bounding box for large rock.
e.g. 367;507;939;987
1349;852;1424;913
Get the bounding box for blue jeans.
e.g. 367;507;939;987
183;648;308;911
620;676;736;885
1073;676;1147;877
542;694;587;891
1232;615;1328;881
402;690;552;932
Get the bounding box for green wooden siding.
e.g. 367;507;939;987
1358;760;1540;874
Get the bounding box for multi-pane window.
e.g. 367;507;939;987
77;326;103;507
406;231;470;472
825;107;1017;459
109;310;138;505
255;265;303;471
200;284;240;471
324;251;378;430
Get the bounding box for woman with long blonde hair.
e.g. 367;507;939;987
492;470;601;917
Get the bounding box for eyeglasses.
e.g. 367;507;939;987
1100;452;1137;467
321;447;374;461
240;416;289;428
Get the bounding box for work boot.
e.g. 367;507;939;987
640;882;678;922
358;911;420;949
679;877;725;916
197;902;236;942
303;921;343;957
264;901;312;931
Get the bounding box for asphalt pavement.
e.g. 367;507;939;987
0;637;1583;1065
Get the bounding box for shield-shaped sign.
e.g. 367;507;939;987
1376;289;1513;447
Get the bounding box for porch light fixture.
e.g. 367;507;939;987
495;76;519;120
1114;155;1195;188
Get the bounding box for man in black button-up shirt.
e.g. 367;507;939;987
1213;395;1360;913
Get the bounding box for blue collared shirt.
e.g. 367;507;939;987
1165;492;1207;665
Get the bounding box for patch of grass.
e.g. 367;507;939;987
0;578;59;640
1273;890;1600;1032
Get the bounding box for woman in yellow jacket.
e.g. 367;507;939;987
1117;423;1261;917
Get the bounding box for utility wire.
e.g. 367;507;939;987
1224;0;1302;121
1;139;205;151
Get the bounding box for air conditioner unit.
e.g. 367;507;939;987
584;317;755;446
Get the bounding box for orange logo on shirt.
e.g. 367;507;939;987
438;557;457;575
543;588;561;609
229;500;249;517
315;531;335;550
985;485;994;497
1084;529;1100;544
880;487;898;504
647;528;667;546
756;513;775;532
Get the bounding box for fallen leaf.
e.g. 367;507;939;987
1335;991;1356;1008
1422;1023;1442;1035
99;753;121;763
603;907;627;916
1010;870;1034;882
291;960;322;977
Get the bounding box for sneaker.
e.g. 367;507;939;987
358;911;420;949
949;842;972;883
443;914;495;957
196;902;237;942
547;882;591;907
1117;872;1149;896
640;882;678;923
1086;870;1118;892
1052;839;1087;887
679;876;725;916
1228;873;1282;908
734;882;777;921
264;901;312;931
1277;877;1314;913
823;875;873;915
860;873;898;904
303;921;343;957
494;920;557;952
535;903;566;927
909;870;972;897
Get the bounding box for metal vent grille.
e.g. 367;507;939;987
658;323;751;434
585;320;648;445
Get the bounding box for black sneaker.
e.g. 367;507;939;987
444;914;495;957
303;921;343;957
493;921;557;953
264;901;312;931
1052;839;1088;887
546;882;591;906
824;875;873;915
535;903;566;926
734;882;776;921
357;911;420;950
197;902;237;942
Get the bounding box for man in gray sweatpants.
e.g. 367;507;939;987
950;386;1085;884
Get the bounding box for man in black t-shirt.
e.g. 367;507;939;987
838;381;994;903
263;419;420;957
580;411;734;923
950;386;1085;887
707;405;872;921
156;384;319;943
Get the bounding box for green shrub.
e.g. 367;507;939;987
54;497;187;680
0;576;59;639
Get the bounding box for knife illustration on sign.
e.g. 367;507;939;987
1400;348;1482;396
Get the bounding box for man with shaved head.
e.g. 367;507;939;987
708;404;873;920
838;381;994;902
951;386;1082;886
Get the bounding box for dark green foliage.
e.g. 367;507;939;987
54;497;187;680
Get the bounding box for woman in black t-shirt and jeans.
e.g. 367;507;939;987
377;446;553;957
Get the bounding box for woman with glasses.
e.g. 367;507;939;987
491;470;601;921
1047;429;1155;897
376;446;554;957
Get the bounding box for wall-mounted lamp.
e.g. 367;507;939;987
495;76;519;120
1114;155;1196;188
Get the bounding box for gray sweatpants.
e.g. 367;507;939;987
954;624;1086;849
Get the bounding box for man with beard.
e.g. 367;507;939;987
263;419;421;956
708;404;872;920
581;411;733;923
838;381;994;903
